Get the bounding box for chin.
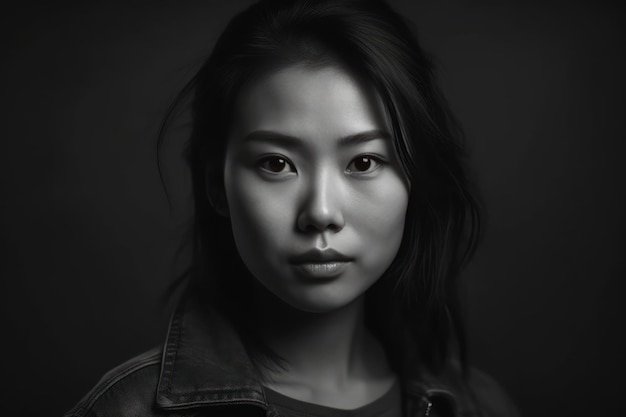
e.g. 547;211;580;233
281;289;363;314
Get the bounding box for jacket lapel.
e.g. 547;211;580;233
156;296;267;410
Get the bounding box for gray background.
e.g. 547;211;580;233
1;0;624;416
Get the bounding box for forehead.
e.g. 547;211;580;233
229;65;389;143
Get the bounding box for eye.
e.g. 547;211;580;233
346;155;384;175
258;155;296;175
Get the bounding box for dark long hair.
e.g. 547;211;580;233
160;0;480;377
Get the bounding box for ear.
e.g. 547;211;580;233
205;167;230;218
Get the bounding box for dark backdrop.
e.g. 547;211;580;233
1;1;624;416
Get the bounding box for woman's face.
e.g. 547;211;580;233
223;65;409;313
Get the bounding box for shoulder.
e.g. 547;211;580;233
64;347;163;417
465;367;522;417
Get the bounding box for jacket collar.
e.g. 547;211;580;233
156;295;267;410
154;295;467;414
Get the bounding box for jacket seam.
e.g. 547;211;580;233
161;303;184;400
68;350;162;417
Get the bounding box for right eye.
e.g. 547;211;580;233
258;155;296;175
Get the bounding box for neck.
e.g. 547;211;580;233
248;289;391;391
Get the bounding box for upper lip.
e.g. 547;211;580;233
289;249;353;264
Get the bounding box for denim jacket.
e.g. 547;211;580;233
65;296;520;417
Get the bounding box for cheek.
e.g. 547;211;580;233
225;169;293;249
353;176;408;237
351;176;409;269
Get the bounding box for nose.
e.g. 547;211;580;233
296;169;345;234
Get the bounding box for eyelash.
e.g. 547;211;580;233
345;154;385;175
257;154;386;176
257;155;297;175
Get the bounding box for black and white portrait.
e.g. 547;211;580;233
1;1;624;416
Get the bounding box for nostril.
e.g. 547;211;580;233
297;212;344;234
327;223;342;233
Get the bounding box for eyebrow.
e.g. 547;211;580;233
242;129;390;147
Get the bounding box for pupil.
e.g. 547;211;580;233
269;158;286;172
354;157;371;171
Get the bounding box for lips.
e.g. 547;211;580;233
289;249;353;278
289;248;352;263
292;261;350;278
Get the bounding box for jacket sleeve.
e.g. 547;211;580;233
63;348;163;417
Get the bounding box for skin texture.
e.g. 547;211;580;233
224;65;409;314
221;65;409;408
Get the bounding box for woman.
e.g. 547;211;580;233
66;0;519;416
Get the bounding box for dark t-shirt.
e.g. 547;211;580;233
263;381;402;417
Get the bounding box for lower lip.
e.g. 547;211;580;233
292;261;351;278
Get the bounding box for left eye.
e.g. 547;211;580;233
346;155;383;175
258;155;296;174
